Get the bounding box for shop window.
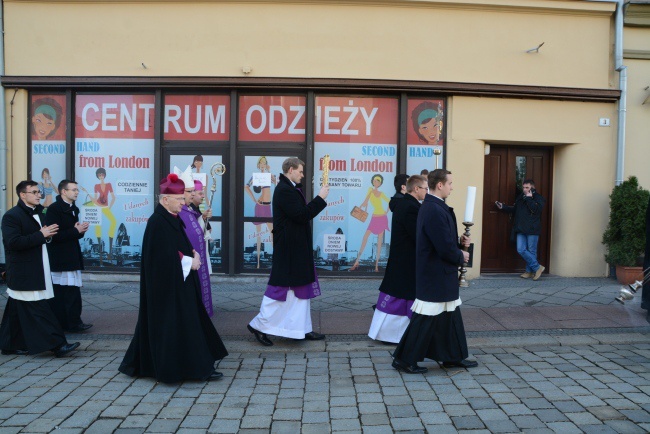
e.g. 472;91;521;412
406;98;446;175
74;94;156;268
312;95;399;273
30;93;67;210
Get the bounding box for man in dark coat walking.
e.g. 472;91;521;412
119;173;227;383
0;180;79;357
45;179;93;332
248;157;329;346
642;196;650;321
496;179;546;280
392;169;476;373
369;175;427;343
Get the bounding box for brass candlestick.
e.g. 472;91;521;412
458;221;473;288
433;148;442;169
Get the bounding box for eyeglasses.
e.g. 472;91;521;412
65;188;79;192
185;190;195;194
25;190;42;195
417;185;429;191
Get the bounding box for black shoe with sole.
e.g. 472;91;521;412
66;323;93;333
442;359;479;369
247;324;273;346
304;331;325;340
208;370;224;381
53;342;80;358
392;359;428;374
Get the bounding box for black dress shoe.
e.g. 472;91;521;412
304;331;325;340
53;342;80;358
442;359;479;369
66;323;93;333
208;370;223;381
247;325;273;346
1;349;29;356
392;359;428;374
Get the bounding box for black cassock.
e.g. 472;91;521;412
119;204;228;383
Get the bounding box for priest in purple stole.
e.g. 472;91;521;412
177;168;213;317
248;158;329;346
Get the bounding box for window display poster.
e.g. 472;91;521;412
243;221;274;270
75;94;155;268
163;94;230;141
238;95;306;142
207;221;223;271
313;96;398;273
406;98;446;176
242;155;294;271
31;94;67;209
169;154;223;217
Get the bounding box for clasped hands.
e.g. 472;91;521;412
191;250;201;270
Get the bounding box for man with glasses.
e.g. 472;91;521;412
44;180;93;333
0;180;80;357
119;173;227;383
369;175;427;344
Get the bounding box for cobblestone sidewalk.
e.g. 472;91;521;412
1;333;649;433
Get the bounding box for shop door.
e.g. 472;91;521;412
481;146;552;273
237;148;306;273
162;147;230;273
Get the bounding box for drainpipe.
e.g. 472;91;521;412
0;1;6;264
614;0;627;186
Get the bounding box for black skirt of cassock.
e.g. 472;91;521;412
0;297;66;355
119;277;228;384
393;308;469;365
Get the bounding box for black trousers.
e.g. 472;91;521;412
0;297;67;355
393;308;469;366
48;284;83;330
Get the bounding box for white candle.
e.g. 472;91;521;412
464;186;476;223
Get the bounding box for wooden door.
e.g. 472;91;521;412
481;146;553;273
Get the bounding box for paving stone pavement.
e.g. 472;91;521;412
1;274;649;433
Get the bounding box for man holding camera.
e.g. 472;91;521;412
495;179;546;280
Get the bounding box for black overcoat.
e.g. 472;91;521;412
45;195;85;272
415;195;464;303
378;193;420;300
1;200;48;292
119;204;228;383
268;173;327;287
501;192;545;235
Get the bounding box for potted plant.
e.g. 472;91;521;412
602;176;649;284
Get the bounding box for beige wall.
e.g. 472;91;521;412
5;0;613;88
447;96;617;278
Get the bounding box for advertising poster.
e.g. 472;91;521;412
313;96;399;273
406;98;446;176
242;155;294;271
75;94;155;268
169;154;224;217
30;94;67;209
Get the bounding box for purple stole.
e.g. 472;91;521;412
264;186;321;302
179;205;213;317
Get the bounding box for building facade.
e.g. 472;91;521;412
2;0;649;278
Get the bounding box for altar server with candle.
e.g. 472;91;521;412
392;169;477;373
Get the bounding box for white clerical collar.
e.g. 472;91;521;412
432;194;445;201
289;179;296;187
62;197;73;206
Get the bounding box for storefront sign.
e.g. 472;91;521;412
238;95;307;142
163;95;230;141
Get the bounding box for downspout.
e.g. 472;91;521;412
0;0;6;264
614;0;627;186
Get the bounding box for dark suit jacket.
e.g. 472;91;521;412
378;193;420;300
415;194;464;303
268;173;327;287
45;195;85;272
1;200;48;292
